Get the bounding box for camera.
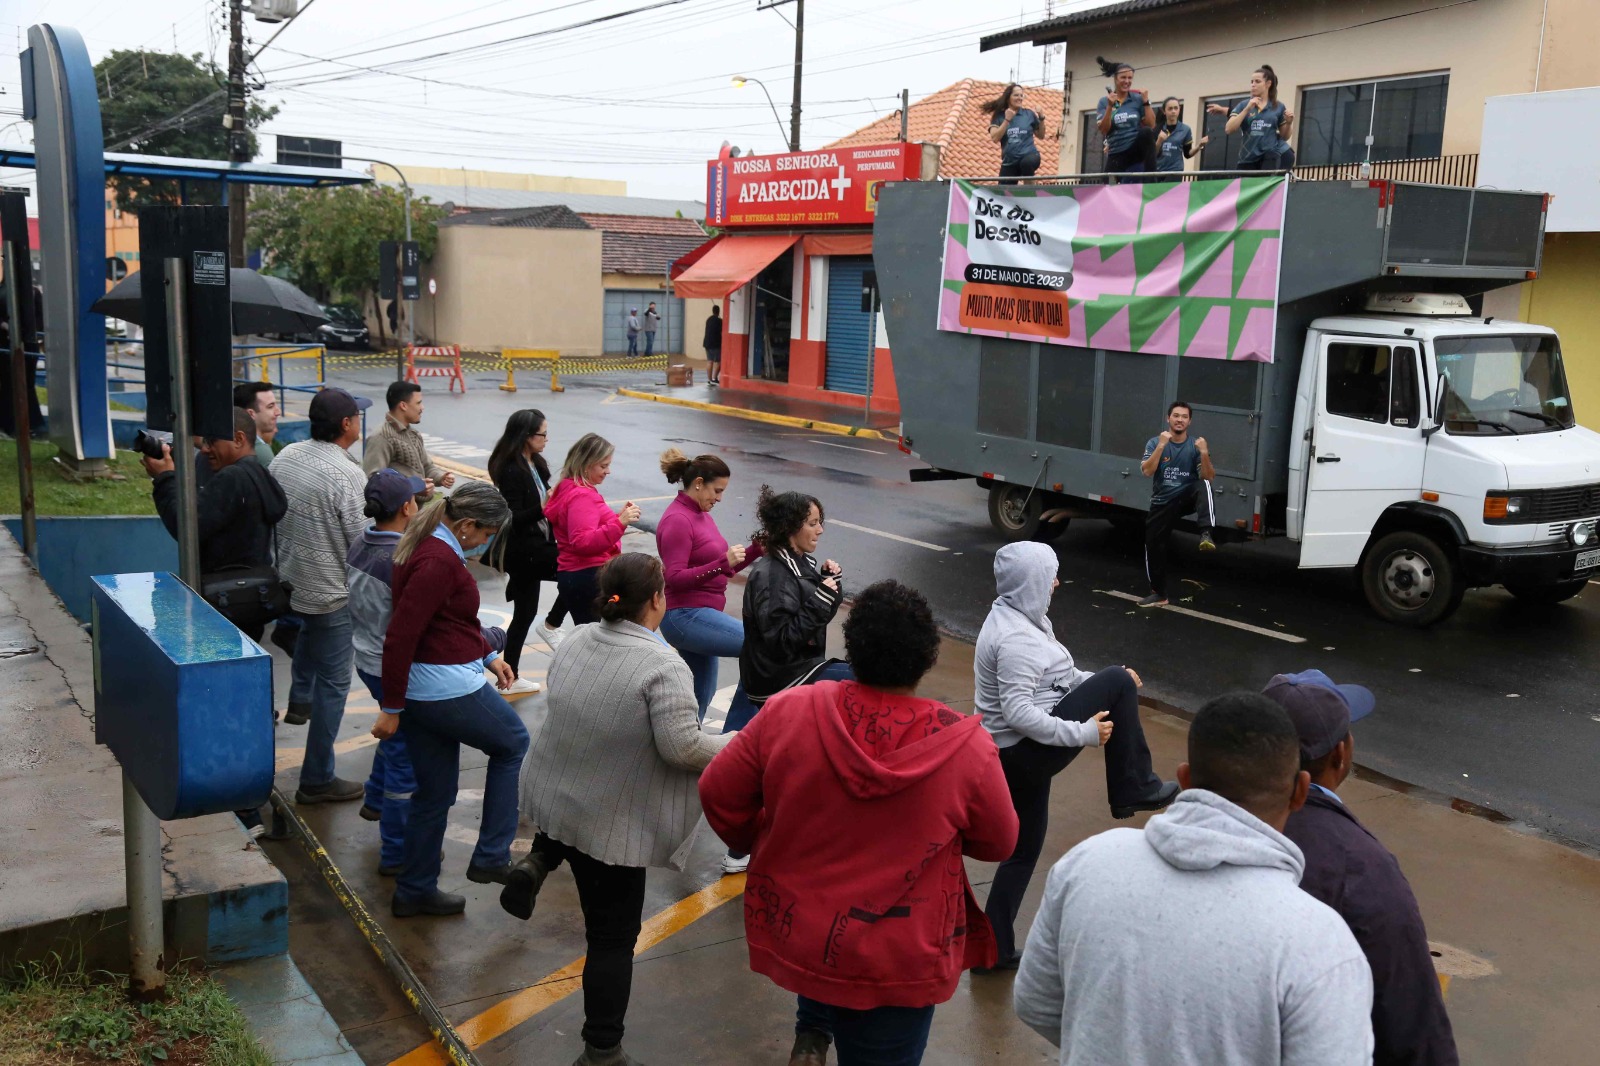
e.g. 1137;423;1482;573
133;429;174;460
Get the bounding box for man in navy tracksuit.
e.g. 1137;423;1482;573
1266;670;1460;1066
1138;400;1216;607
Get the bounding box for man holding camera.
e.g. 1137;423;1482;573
1138;401;1216;608
142;409;288;640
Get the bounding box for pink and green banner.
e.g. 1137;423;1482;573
937;176;1287;362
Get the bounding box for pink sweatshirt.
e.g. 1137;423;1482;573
545;479;623;572
655;491;762;611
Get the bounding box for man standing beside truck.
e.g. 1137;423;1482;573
1139;401;1216;607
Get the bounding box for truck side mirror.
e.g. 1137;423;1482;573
1423;375;1447;438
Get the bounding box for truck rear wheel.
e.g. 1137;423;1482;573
988;484;1042;541
1504;579;1587;604
1360;530;1463;627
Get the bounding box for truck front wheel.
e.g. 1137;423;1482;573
1360;530;1463;627
1504;579;1587;605
988;484;1042;541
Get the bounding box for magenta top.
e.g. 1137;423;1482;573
546;479;624;572
655;491;763;611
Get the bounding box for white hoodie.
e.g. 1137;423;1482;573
975;541;1101;749
1014;789;1375;1066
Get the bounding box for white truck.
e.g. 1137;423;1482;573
875;177;1594;625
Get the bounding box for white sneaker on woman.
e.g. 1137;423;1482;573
504;676;542;695
721;853;750;874
538;621;566;651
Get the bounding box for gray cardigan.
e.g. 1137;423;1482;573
519;619;731;869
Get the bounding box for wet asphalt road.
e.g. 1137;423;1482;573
319;362;1600;850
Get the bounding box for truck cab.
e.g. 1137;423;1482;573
1289;293;1600;624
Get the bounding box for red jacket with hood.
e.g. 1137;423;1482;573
698;680;1019;1010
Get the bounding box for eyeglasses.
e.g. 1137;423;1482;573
532;432;548;439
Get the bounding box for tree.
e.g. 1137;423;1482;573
95;50;277;211
249;185;446;347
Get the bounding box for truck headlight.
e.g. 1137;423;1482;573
1484;494;1528;521
1572;521;1596;548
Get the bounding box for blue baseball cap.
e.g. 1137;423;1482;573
366;468;426;514
1261;669;1375;760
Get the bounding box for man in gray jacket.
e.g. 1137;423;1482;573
1014;691;1375;1065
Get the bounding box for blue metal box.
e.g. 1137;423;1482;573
91;572;274;819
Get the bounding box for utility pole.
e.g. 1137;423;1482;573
758;0;804;152
226;0;248;267
789;0;803;152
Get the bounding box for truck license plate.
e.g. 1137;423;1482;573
1576;549;1600;572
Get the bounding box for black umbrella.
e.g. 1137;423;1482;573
92;267;329;334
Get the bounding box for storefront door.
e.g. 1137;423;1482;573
824;256;876;395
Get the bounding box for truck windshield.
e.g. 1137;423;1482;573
1435;335;1574;435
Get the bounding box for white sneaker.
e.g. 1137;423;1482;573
539;622;566;651
504;676;542;695
721;853;750;875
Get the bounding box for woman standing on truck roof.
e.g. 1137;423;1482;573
1095;57;1157;176
1154;97;1209;176
984;82;1047;183
1207;64;1296;171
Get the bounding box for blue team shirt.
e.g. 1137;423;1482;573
991;108;1043;165
1155;121;1193;172
1233;99;1288;163
1144;435;1204;505
1097;92;1148;155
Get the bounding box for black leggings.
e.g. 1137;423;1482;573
557;566;602;625
998;152;1041;185
533;834;647;1050
983;666;1161;960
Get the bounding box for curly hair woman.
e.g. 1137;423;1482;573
701;580;1018;1066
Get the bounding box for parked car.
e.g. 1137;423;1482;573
317;305;371;350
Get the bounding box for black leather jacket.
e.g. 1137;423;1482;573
738;546;843;703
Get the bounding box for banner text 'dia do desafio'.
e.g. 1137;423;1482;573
936;176;1288;362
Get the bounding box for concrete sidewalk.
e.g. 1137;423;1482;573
617;381;897;439
259;545;1600;1064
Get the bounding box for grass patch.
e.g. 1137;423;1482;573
0;441;156;517
0;961;273;1066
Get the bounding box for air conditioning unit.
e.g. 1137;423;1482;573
250;0;297;23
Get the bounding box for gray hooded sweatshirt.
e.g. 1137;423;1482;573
975;541;1101;750
1014;790;1375;1066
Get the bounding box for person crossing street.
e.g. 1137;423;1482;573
1139;401;1216;608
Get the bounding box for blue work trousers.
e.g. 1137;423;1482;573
358;670;415;868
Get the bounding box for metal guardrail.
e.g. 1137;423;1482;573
1293;153;1478;187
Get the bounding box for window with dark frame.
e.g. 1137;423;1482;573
1325;342;1421;427
1199;93;1250;170
1080;111;1106;173
1297;74;1449;167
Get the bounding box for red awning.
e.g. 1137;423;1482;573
672;233;801;299
801;233;873;257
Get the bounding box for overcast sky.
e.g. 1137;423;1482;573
2;0;1112;202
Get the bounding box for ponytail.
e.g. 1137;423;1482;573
393;496;447;567
392;480;512;567
660;446;731;488
1257;64;1279;104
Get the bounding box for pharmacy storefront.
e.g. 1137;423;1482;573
672;141;925;413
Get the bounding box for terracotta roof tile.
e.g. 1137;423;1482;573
825;78;1064;179
577;213;706;237
577;214;709;274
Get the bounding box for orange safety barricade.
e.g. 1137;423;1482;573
405;344;467;393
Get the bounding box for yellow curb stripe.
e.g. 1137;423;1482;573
388;874;747;1065
615;388;888;440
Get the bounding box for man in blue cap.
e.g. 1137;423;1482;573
1263;670;1459;1066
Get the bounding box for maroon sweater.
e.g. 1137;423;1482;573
381;536;491;709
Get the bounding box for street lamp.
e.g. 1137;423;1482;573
733;75;791;151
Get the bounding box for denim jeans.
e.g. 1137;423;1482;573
283;614;312;705
295;606;354;787
722;660;853;734
643;331;655;357
359;670;415;868
627;333;639;357
396;683;530;901
659;606;745;719
796;997;935;1066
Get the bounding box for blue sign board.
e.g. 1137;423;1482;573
91;573;274;820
